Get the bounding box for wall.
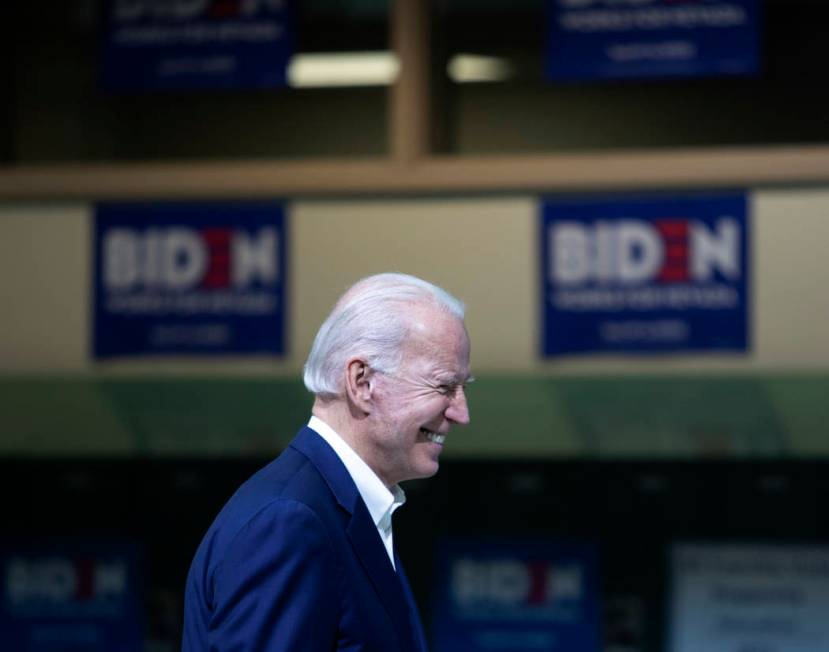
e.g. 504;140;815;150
2;190;827;457
1;189;828;375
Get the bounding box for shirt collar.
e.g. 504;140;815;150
308;416;406;529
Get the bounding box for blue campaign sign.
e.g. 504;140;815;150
432;538;601;652
0;540;143;652
101;0;293;90
540;193;749;356
546;0;761;82
94;201;287;358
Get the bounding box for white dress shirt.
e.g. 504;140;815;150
308;416;406;569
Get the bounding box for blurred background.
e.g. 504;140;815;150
3;1;829;651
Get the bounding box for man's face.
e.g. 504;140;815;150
368;305;471;487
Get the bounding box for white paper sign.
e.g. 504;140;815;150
670;544;829;652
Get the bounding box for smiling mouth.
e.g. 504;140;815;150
420;428;445;445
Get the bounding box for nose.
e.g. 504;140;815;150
446;386;470;426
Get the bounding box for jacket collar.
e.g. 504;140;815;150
290;426;361;513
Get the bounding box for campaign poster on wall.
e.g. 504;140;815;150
669;543;829;652
0;540;143;651
546;0;761;82
540;193;749;357
101;0;293;91
94;201;287;358
431;538;601;652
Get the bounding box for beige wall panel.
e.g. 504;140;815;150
291;198;538;372
752;188;829;367
0;203;89;371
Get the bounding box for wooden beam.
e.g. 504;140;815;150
389;0;432;162
3;145;829;200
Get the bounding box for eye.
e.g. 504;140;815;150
436;383;465;397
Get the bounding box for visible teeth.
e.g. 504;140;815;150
422;429;445;445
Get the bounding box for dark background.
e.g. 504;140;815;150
5;457;826;649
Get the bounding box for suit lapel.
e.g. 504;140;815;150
290;427;358;512
291;427;418;652
347;502;418;652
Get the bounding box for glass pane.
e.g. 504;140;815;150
8;0;390;164
438;0;829;154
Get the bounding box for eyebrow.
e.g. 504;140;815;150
435;374;474;386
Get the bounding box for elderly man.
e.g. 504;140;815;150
183;273;471;652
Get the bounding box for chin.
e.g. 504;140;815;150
415;461;440;480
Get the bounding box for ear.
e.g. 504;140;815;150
344;358;373;412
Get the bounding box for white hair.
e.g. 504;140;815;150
303;273;465;398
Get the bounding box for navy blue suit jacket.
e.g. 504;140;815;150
182;426;428;652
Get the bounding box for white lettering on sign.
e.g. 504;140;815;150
233;228;279;286
5;558;128;605
103;227;278;291
691;218;739;281
549;218;740;285
6;558;76;603
451;558;583;606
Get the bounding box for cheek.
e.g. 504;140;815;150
414;398;450;423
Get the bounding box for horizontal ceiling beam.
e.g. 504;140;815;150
3;145;829;200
